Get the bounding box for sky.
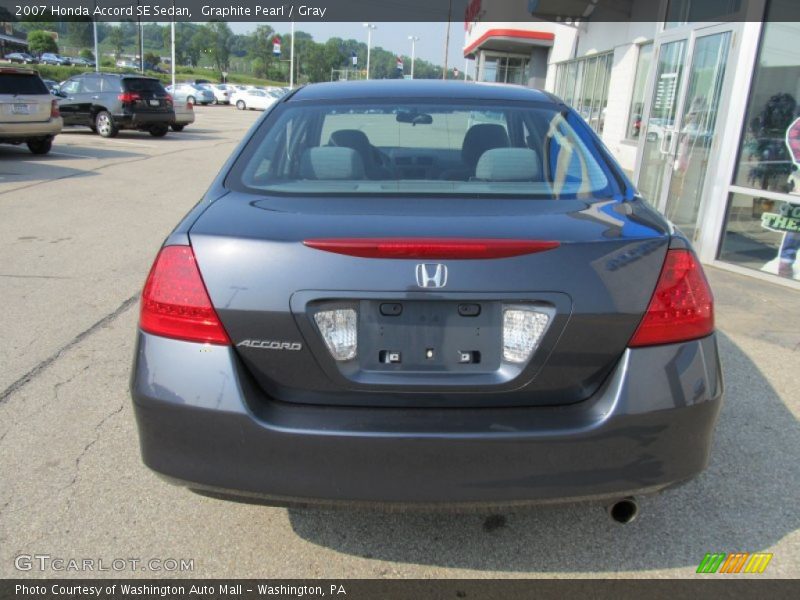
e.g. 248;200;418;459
229;22;472;73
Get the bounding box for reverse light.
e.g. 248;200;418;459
629;249;714;347
502;308;550;363
139;245;230;345
314;309;357;361
304;238;560;260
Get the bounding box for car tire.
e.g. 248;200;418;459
149;124;169;137
187;96;195;105
236;100;246;110
170;124;185;132
26;138;53;155
95;111;118;138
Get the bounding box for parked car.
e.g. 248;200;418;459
42;79;59;94
230;88;278;111
131;81;722;519
4;52;38;64
70;56;96;68
205;83;232;104
57;72;174;137
166;83;213;105
39;53;71;66
0;67;62;154
165;88;195;132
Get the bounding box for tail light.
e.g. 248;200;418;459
165;94;173;106
629;249;714;347
117;91;141;103
139;246;230;345
187;101;193;111
304;238;560;260
50;99;60;118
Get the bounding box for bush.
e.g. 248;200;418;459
79;49;95;61
27;30;59;56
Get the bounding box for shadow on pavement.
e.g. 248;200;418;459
0;153;99;184
287;332;799;572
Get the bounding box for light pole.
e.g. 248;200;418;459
408;35;419;79
363;23;376;80
290;20;295;88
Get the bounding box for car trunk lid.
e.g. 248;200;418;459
189;193;670;408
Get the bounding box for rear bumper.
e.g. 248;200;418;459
131;333;723;506
0;117;62;140
172;108;195;126
115;111;174;129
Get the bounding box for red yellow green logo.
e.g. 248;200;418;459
697;552;773;574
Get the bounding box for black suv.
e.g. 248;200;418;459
57;73;174;138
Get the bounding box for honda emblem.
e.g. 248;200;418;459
415;264;448;288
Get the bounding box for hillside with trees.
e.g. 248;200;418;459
11;20;450;83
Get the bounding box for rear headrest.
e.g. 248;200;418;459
299;147;365;180
462;124;510;169
474;148;542;182
329;129;372;152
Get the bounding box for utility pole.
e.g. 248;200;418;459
363;23;376;80
408;35;419;79
137;0;144;73
92;14;98;72
290;20;295;88
442;0;452;79
170;16;176;87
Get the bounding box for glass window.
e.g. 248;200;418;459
720;4;800;281
553;52;613;134
627;43;653;139
228;101;620;198
665;0;743;28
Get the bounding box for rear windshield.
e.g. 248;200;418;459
227;99;621;198
0;74;48;95
123;78;166;94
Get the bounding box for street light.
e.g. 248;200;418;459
363;23;376;80
408;35;419;79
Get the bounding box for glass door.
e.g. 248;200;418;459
636;38;688;207
663;31;731;241
636;25;736;244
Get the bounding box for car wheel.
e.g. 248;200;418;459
26;138;53;155
149;124;169;137
236;100;246;110
170;124;185;132
94;111;118;138
186;96;195;105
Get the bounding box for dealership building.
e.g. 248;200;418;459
464;0;800;287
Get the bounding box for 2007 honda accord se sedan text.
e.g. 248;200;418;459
130;81;722;520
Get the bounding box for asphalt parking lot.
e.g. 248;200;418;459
0;106;798;579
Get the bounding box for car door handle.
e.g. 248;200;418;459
92;96;99;99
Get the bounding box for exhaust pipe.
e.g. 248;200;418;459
607;497;639;524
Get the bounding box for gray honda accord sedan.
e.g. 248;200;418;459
131;80;722;520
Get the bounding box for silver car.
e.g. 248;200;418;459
167;83;214;106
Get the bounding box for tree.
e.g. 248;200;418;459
249;25;276;75
206;22;232;72
144;52;161;68
26;30;58;56
107;26;124;59
67;20;93;49
187;27;211;67
79;48;95;61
